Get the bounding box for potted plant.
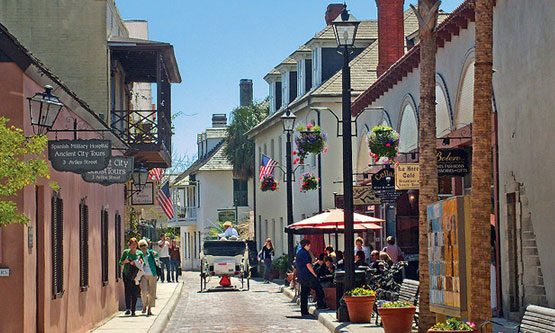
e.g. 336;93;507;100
294;123;327;163
429;318;478;332
271;255;289;279
260;175;279;192
377;301;416;333
344;287;376;323
366;125;400;164
299;172;319;192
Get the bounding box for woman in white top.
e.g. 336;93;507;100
138;239;159;316
354;237;371;265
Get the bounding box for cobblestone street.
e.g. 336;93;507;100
164;272;326;332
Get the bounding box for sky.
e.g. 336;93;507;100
116;0;465;159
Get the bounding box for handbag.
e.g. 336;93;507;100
127;263;139;281
178;267;182;276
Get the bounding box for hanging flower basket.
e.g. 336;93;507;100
299;172;319;192
260;175;279;192
295;124;327;162
366;125;400;164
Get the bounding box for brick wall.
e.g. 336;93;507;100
375;0;405;76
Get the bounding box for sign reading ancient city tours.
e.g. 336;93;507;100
81;156;134;186
353;186;381;205
437;149;469;177
371;168;395;191
395;163;420;190
48;139;111;174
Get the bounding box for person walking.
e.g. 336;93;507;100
295;239;326;316
138;239;158;316
354;237;371;265
119;238;143;316
158;234;171;282
382;236;404;263
169;240;181;283
259;238;274;283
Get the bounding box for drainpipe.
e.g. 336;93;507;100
492;86;503;317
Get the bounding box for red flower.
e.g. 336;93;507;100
292;151;297;155
293;157;300;164
385;143;391;147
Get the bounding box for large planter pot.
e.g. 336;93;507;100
323;288;337;310
377;306;416;333
344;295;376;323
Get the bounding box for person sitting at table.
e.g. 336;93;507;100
317;256;336;287
354;250;366;268
369;250;380;269
335;250;344;270
313;253;325;272
379;251;393;268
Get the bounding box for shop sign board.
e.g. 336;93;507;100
131;182;154;205
218;209;236;223
353;186;381;205
82;156;134;186
437;149;469;177
371;168;395;191
395;163;420;190
376;190;402;203
427;196;470;317
48;139;111;174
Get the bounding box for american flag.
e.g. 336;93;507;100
157;182;174;220
259;154;278;181
148;168;163;182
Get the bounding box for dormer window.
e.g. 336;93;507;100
277;62;297;107
295;53;313;96
312;48;321;87
264;71;281;114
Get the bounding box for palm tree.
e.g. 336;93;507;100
470;0;493;329
411;0;441;331
224;101;269;180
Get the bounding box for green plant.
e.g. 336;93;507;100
299;172;319;192
379;301;414;308
260;175;279;192
125;207;142;243
271;254;289;273
224;101;269;180
345;287;376;297
294;123;327;162
0;117;56;227
430;318;477;331
366;125;400;163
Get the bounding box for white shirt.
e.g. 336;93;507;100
142;255;153;276
218;227;239;238
158;240;170;257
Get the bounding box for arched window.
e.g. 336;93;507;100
436;84;452;137
399;103;418;153
456;60;475;129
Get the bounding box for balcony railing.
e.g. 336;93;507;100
177;206;197;221
111;109;171;153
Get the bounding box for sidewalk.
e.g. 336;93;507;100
280;286;385;333
92;281;183;333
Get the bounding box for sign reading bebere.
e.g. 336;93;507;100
48;139;111;174
81;156;134;186
437;149;469;177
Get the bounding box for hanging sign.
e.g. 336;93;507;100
376;190;402;203
437;149;469;177
395;163;420;190
48;139;111;174
81;156;134;186
372;168;395;191
353;186;381;205
131;182;155;205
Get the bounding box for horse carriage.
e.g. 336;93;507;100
199;240;251;291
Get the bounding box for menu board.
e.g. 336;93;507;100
427;196;469;317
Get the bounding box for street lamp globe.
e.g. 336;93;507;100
281;109;296;133
331;8;360;48
27;85;64;135
132;164;149;189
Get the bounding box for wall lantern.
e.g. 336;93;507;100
281;109;296;133
331;7;360;48
27;85;64;135
131;164;149;190
408;189;418;206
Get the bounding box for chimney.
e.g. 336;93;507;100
212;114;227;128
376;0;405;76
325;3;346;25
239;79;253;106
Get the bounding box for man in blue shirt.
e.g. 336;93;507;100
295;239;326;316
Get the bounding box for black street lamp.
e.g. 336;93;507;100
27;85;64;135
332;7;360;294
281;109;296;266
132;164;149;190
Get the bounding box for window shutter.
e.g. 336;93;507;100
79;202;89;290
101;209;109;285
115;213;121;281
52;195;64;298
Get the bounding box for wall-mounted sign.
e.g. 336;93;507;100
437;149;469;177
0;268;9;277
395;163;420;190
131;182;155;205
372;168;395;191
353;186;381;205
82;156;134;186
376;190;402;203
48;139;111;174
218;209;237;223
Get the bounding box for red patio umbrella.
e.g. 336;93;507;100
287;209;385;229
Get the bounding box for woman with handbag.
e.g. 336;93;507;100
259;238;275;283
138;239;159;316
119;238;143;316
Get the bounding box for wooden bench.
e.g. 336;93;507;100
486;304;555;332
374;278;420;325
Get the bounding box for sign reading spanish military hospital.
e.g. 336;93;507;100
48;139;111;174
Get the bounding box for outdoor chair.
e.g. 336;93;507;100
482;304;555;333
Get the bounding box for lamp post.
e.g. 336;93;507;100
127;164;149;199
27;85;64;135
281;109;296;266
332;7;360;293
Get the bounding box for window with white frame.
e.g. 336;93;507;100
297;61;304;97
312;48;321;87
281;72;288;108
